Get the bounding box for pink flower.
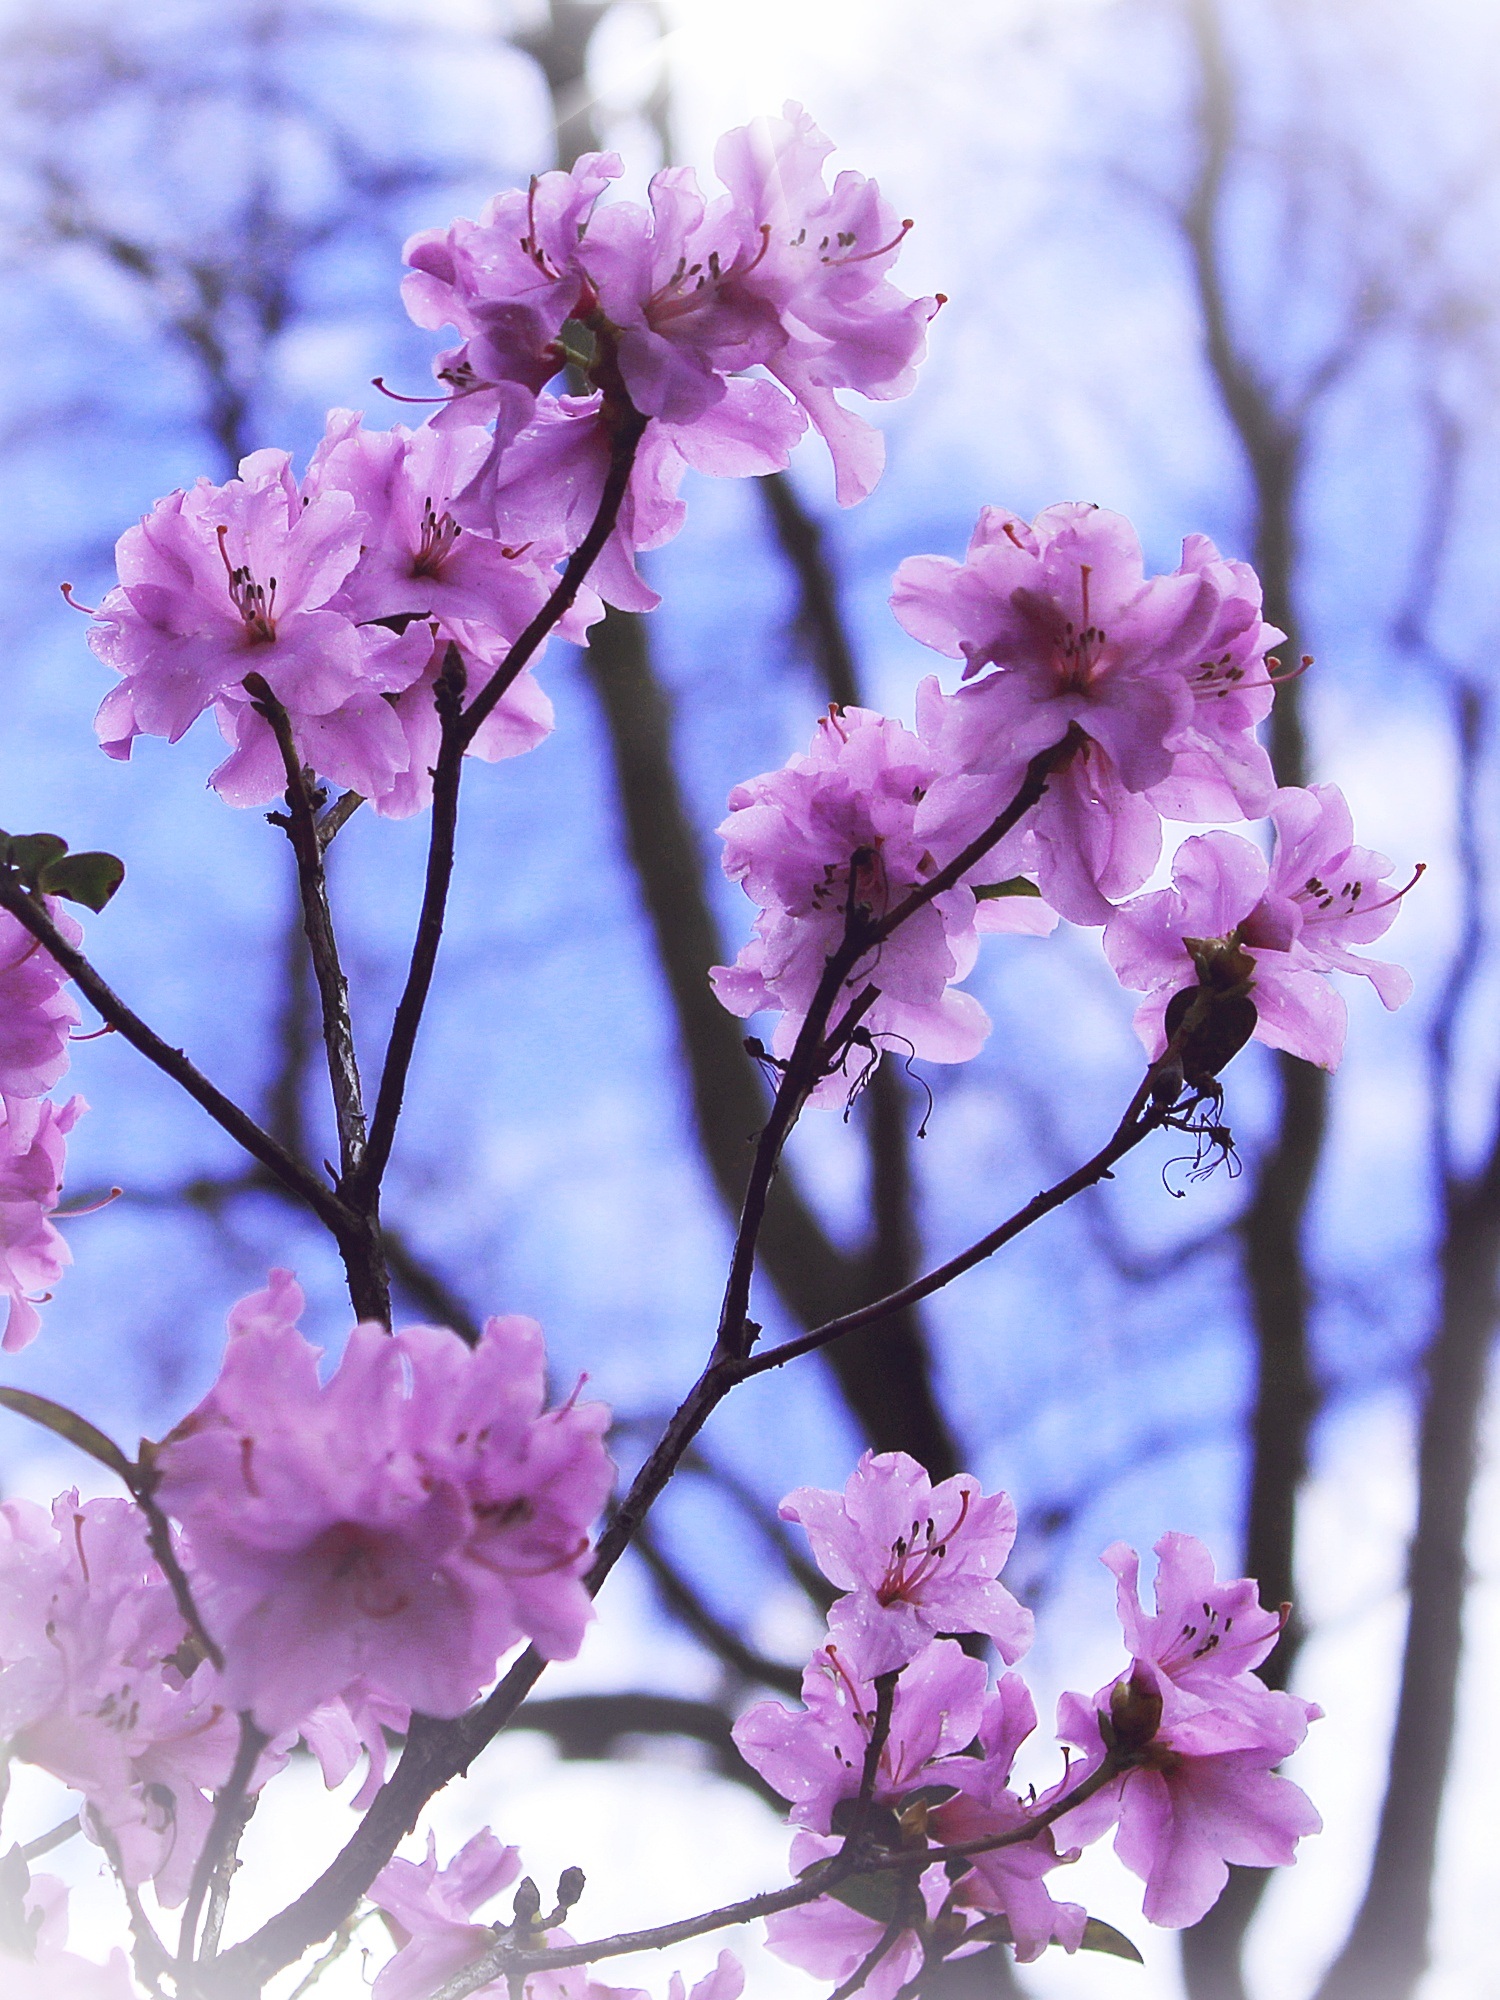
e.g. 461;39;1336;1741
1103;788;1415;1072
372;1829;521;2000
711;711;1052;1105
306;411;561;641
89;448;430;806
0;1493;240;1907
734;1636;988;1831
713;103;940;504
779;1450;1033;1672
403;154;620;446
764;1830;946;2000
578;167;780;424
460;380;805;615
0;903;81;1109
928;1676;1089;1964
894;506;1281;923
154;1272;614;1734
1053;1535;1322;1929
1145;535;1280;821
0;1093;86;1351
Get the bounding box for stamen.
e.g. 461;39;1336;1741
1354;861;1426;916
822;218;914;265
60;582;98;614
53;1186;123;1220
371;376;457;406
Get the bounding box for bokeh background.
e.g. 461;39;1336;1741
0;2;1496;1996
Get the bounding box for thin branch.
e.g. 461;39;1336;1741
425;1756;1125;2000
733;1073;1169;1382
245;677;370;1188
177;1716;267;1971
19;1813;80;1862
359;392;650;1200
0;873;354;1240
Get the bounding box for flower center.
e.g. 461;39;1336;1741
413;496;462;577
875;1488;971;1606
216;525;277;644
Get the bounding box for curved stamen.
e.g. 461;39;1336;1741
822;219;913;266
371;376;459;406
54;1186;123;1220
60;582;98;614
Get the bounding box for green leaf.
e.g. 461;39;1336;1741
826;1872;904;1924
39;851;125;912
973;877;1042;901
6;833;69;885
897;1784;959;1812
1080;1917;1144;1963
0;1389;133;1482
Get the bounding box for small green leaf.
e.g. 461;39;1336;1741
897;1784;959;1812
0;1389;133;1482
826;1872;904;1924
39;851;125;912
6;834;69;886
1080;1917;1145;1963
973;877;1042;901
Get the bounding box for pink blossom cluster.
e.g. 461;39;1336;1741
154;1270;614;1735
714;503;1416;1085
726;1452;1320;1987
0;1487;407;1913
0;902;85;1349
86;106;933;806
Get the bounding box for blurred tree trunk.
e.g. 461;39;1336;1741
1177;4;1326;1991
1312;681;1499;2000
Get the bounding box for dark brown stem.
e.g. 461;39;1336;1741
178;1717;267;1973
713;738;1073;1368
244;677;370;1186
0;872;354;1241
243;677;390;1326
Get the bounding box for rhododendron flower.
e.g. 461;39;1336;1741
1054;1535;1322;1928
464;380;805;614
306;411;562;640
763;1829;947;2000
894;505;1282;923
154;1272;614;1733
711;709;1052;1104
713;103;940;504
0;1873;137;2000
372;1829;522;2000
1104;787;1415;1071
408;107;933;513
779;1450;1033;1672
734;1636;988;1831
89;448;430;804
403;153;622;445
0;903;81;1108
929;1674;1089;1964
0;1493;239;1905
0;1093;85;1351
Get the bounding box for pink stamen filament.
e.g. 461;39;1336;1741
823;219;913;266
